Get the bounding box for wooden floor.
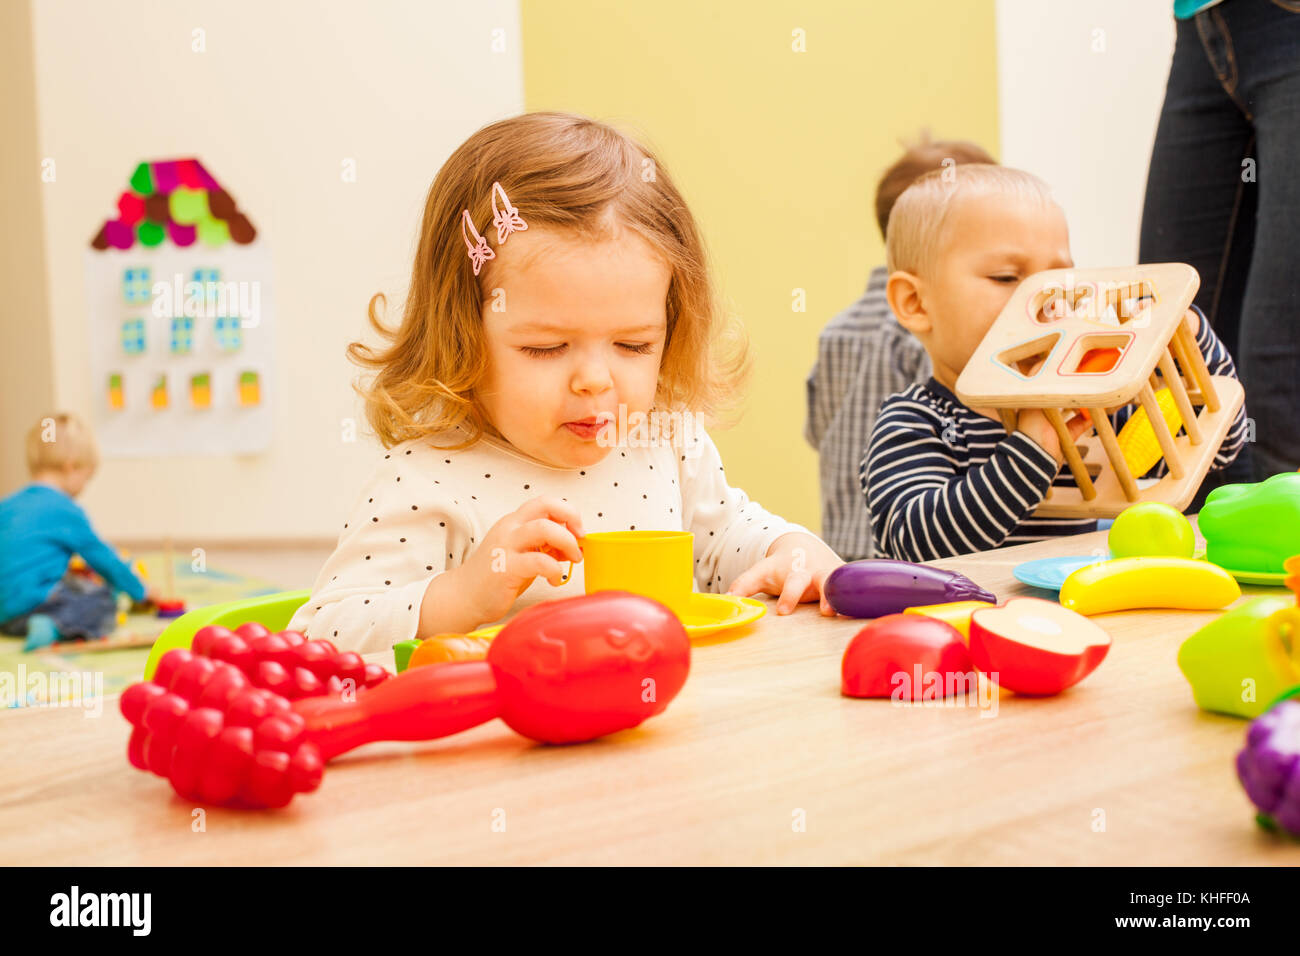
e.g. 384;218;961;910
4;527;1298;865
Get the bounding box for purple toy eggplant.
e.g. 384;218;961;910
1237;698;1300;837
824;559;996;619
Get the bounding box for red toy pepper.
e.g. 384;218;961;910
841;613;974;700
121;591;690;808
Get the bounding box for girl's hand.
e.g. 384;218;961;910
421;496;583;636
459;496;585;624
726;532;844;616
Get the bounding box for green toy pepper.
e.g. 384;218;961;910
1177;595;1300;718
1199;472;1300;574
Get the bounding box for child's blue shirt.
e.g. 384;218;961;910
0;483;146;620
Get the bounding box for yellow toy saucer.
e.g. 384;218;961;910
467;592;766;641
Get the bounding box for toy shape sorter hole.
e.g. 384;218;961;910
1061;332;1133;376
995;332;1062;380
955;263;1245;518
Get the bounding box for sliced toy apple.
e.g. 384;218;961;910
841;614;975;701
968;597;1111;695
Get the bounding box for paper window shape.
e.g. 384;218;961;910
150;374;169;410
238;370;260;406
122;267;152;305
170;315;195;354
190;373;211;409
192;268;220;306
121;318;146;354
108;373;124;410
214;315;243;351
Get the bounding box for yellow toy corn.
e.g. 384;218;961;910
1116;387;1182;476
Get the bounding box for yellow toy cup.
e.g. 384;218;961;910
575;530;694;614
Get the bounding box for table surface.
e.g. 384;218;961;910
4;526;1297;865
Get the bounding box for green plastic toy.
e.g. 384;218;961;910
1108;502;1195;559
1177;594;1300;718
392;638;421;673
1199;472;1300;575
142;589;309;680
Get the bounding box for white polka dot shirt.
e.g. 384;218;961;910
288;425;810;653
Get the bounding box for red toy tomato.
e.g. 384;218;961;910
967;597;1111;695
841;614;974;700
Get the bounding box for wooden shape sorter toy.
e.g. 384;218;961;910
954;263;1245;518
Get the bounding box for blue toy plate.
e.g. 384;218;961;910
1013;555;1107;592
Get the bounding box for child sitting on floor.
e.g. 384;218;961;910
0;412;158;650
863;165;1248;562
290;111;842;654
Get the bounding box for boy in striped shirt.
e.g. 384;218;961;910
863;165;1247;562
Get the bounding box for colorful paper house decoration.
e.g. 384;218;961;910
123;267;152;305
170;315;194;354
193;268;220;305
214;315;243;351
121;318;146;354
92;159;257;252
86;157;272;457
238;370;260;406
190;373;211;409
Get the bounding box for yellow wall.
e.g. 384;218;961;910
521;0;999;535
0;0;55;497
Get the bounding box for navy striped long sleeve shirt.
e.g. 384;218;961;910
863;308;1248;562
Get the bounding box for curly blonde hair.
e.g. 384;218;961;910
349;111;749;450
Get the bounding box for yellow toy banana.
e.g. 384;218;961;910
1059;556;1241;615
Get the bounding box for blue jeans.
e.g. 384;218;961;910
1140;0;1300;492
0;575;118;641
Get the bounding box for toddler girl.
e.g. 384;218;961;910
290;112;842;654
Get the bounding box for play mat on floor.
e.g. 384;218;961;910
0;552;286;708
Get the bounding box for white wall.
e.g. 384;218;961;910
996;0;1176;267
30;0;523;541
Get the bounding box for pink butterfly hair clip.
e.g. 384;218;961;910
460;181;527;276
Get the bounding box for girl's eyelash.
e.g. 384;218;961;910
519;343;655;357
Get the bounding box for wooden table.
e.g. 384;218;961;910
4;527;1297;865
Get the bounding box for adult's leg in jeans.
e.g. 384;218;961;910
1139;15;1257;509
1232;14;1300;478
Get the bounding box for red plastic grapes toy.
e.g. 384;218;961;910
121;592;691;809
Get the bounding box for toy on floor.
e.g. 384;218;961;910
1237;699;1300;837
153;537;187;618
954;263;1245;517
121;591;690;808
1107;502;1195;559
967;597;1111;695
1178;559;1300;718
1058;556;1240;615
824;560;996;619
841;614;974;700
1199;472;1300;578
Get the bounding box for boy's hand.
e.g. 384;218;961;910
142;588;166;606
726;532;843;616
1016;408;1091;466
428;496;584;632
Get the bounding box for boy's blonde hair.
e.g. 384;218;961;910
26;412;99;475
349;111;748;450
885;164;1058;276
874;133;996;239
